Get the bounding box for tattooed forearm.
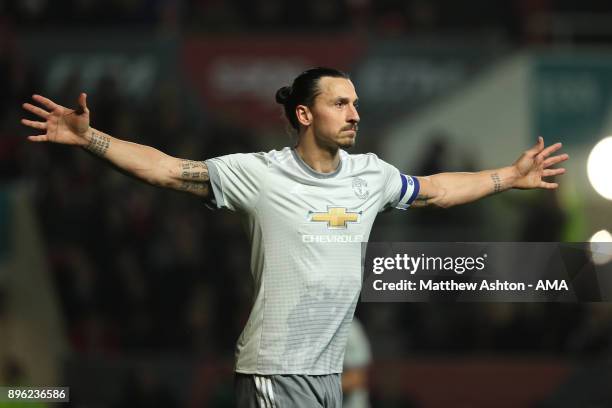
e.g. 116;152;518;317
491;172;502;193
180;160;209;181
174;160;210;196
179;181;209;193
86;130;110;157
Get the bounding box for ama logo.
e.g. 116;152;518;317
535;280;569;290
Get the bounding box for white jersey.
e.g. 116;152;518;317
205;147;418;375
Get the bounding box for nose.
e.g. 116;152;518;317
347;104;360;124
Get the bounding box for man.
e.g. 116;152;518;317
21;67;568;407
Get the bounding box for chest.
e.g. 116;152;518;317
261;173;381;240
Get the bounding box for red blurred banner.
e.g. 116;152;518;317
181;35;366;129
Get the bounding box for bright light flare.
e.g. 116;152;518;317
589;229;612;265
587;136;612;200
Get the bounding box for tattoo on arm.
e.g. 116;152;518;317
86;130;110;157
176;160;210;195
491;172;502;193
179;160;209;180
179;181;209;192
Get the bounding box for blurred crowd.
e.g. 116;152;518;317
1;39;611;363
2;1;612;406
2;0;612;42
2;0;612;357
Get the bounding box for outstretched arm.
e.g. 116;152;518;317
412;137;568;208
21;93;210;197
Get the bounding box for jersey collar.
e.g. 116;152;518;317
290;148;343;179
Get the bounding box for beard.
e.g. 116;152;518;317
312;125;358;150
337;136;356;149
337;129;357;149
337;124;358;149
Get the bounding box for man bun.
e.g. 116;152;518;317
275;86;292;105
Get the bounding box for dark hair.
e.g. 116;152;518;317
275;67;349;131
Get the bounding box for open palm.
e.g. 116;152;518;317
21;93;90;146
513;137;569;190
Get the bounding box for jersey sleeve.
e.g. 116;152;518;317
379;157;420;211
205;152;269;212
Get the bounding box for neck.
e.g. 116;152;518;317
294;132;341;174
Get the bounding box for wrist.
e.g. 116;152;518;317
80;127;94;148
503;165;520;189
82;128;111;157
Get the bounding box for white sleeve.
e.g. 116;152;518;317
378;157;420;211
205;152;269;212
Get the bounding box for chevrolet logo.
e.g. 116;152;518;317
309;207;361;229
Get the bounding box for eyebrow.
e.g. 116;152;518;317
334;97;359;104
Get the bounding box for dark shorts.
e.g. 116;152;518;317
235;373;342;408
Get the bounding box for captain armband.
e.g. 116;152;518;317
396;174;420;210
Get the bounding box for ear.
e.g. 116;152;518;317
296;105;312;127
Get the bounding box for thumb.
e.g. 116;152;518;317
75;92;89;115
527;136;544;155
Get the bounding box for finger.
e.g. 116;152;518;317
543;168;565;177
81;93;89;112
527;136;545;154
21;118;48;130
32;94;58;111
27;135;49;142
543;153;569;168
75;92;89;115
538;142;563;159
539;181;559;189
22;102;50;119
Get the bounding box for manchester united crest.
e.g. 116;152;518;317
352;177;369;200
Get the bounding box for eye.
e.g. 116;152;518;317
335;101;344;108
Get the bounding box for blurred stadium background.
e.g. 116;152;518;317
1;0;612;407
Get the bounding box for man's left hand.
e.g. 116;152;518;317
512;136;569;190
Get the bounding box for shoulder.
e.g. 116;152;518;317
208;151;272;168
342;150;385;164
265;147;293;165
342;150;397;173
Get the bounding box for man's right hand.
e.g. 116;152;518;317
21;93;91;147
20;93;211;197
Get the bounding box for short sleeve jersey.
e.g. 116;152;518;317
206;147;419;375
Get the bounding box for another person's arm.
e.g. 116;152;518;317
412;137;568;208
21;93;210;197
342;367;368;394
